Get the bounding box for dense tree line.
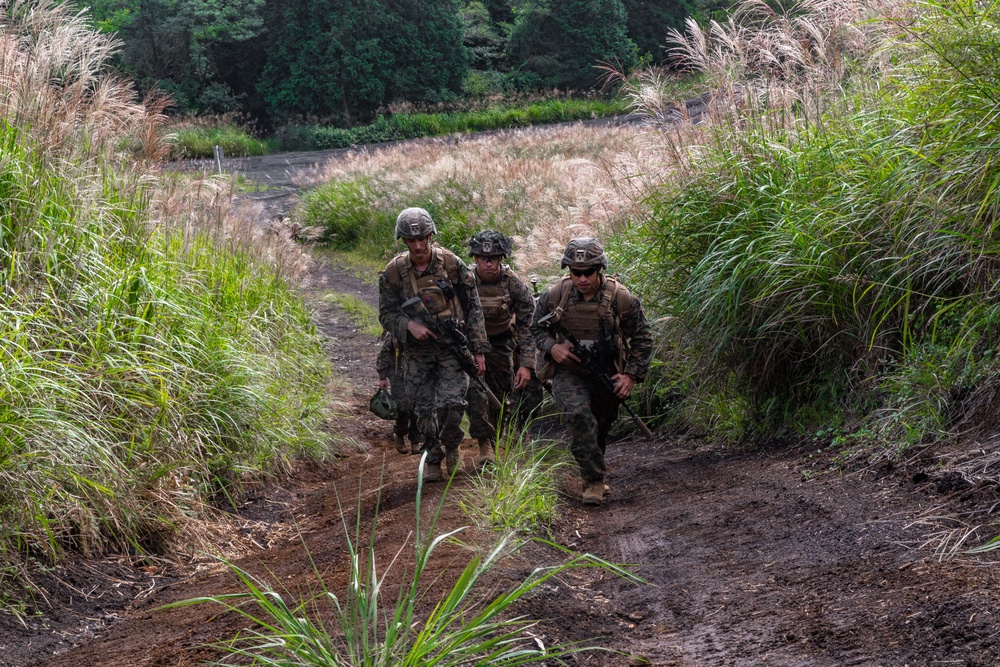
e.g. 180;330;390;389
85;0;728;127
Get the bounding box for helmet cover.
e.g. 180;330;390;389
560;237;608;270
395;207;437;239
468;230;513;257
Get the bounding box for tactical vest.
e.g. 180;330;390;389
384;247;465;323
547;274;631;370
475;265;514;337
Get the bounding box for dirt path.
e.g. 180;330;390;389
5;141;1000;666
10;247;999;667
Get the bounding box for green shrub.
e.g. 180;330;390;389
0;1;330;578
621;0;1000;449
170;123;267;159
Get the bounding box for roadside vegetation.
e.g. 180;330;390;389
171;463;636;666
167;114;269;159
0;0;330;599
294;121;648;275
614;0;1000;460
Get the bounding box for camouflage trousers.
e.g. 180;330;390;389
405;346;470;463
466;340;514;442
387;367;419;446
551;368;620;483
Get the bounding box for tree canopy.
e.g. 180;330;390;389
86;0;730;124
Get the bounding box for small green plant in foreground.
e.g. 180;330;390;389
169;456;639;666
460;425;570;533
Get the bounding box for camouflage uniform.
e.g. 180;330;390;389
530;238;653;502
378;211;488;476
375;333;420;453
465;263;536;444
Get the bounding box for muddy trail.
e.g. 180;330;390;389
5;250;999;667
5;140;1000;666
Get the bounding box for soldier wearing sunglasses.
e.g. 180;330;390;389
530;237;653;505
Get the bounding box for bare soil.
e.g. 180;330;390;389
5;142;1000;667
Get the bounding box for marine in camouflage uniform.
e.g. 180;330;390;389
378;208;489;481
530;237;653;505
375;332;420;455
463;230;536;467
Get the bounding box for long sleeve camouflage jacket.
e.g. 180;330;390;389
378;246;490;354
530;273;653;382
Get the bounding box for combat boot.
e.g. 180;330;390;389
423;459;444;482
445;448;462;476
393;433;408;454
477;440;495;468
410;438;423;455
581;480;606;506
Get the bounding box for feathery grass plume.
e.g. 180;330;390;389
615;0;1000;449
167;457;639;665
296;122;648;277
0;0;331;588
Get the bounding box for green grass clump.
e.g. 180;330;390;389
619;0;1000;451
169;461;637;665
321;292;382;336
169;121;268;159
297;175;503;264
459;429;570;533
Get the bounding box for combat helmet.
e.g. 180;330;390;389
468;230;513;258
560;237;608;270
395;207;437;239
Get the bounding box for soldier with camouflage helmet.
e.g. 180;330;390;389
378;207;489;481
530;237;653;505
464;230;536;467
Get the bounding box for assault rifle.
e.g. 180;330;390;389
400;296;503;411
536;311;654;438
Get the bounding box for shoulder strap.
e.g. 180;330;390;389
385;254;407;288
550;275;574;321
439;247;461;283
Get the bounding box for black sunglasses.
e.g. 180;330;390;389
570;267;598;277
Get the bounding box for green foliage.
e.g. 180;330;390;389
459;429;570;533
621;0;691;64
275;97;626;151
89;0;267;115
258;0;468;125
321;292;383;337
0;1;331;574
506;0;638;90
169;122;267;159
167;463;638;665
625;0;1000;449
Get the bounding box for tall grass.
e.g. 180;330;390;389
616;0;1000;449
296;122;649;276
166;115;268;159
0;0;330;584
170;458;636;665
